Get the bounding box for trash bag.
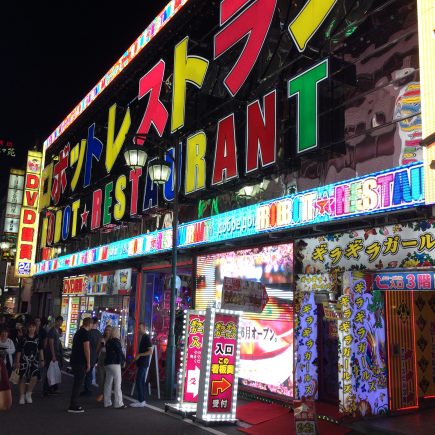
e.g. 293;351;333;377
47;361;62;386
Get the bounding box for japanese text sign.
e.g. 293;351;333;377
15;151;42;277
197;308;241;422
294;399;317;435
63;275;87;295
182;311;205;403
373;272;435;291
221;277;268;313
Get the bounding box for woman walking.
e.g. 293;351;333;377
0;355;12;410
95;325;111;402
15;321;44;405
103;328;126;409
0;327;15;377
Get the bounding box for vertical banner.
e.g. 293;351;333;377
385;290;418;410
197;307;241;423
15;151;42;277
4;169;25;234
339;272;388;416
167;310;206;414
295;292;318;400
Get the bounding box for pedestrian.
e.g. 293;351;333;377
95;325;112;402
68;317;91;413
44;316;63;396
82;317;102;397
0;355;12;410
15;321;44;405
0;327;15;377
103;327;126;409
130;323;152;408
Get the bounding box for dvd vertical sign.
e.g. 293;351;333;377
15;151;42;277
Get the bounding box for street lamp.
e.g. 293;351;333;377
148;144;180;400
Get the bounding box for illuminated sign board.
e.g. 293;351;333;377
63;275;87;295
418;0;435;203
4;170;25;234
15;151;42;277
373;272;435;291
196;308;241;423
43;0;189;150
34;162;425;276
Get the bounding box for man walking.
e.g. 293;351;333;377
44;316;63;396
68;317;91;413
82;317;102;397
130;323;152;408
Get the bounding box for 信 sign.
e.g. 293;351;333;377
15;151;42;277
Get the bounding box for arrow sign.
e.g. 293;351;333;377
186;365;201;398
211;377;232;396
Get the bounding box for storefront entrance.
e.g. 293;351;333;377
384;287;435;411
318;303;339;404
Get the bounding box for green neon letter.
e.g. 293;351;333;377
288;59;328;154
103;181;114;226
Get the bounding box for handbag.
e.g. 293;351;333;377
9;369;20;385
47;361;62;386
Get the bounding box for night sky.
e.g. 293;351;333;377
0;0;167;196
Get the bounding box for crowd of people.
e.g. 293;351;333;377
0;314;153;413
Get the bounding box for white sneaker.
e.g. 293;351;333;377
129;401;146;407
19;396;25;405
25;392;33;404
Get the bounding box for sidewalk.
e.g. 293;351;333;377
348;407;435;435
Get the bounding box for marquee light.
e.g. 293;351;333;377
34;162;425;276
43;0;189;151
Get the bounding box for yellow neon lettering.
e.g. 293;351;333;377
71;199;81;238
289;0;337;52
54;209;62;244
105;104;131;173
114;175;127;220
39;163;53;211
171;37;209;132
185;131;206;194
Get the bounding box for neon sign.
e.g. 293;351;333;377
43;0;189;150
34;162;424;276
15;151;42;277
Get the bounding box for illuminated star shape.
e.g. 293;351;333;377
315;194;332;215
81;204;89;229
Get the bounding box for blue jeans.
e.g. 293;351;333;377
136;365;148;403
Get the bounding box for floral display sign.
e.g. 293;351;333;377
295;292;318;400
299;220;435;273
338;271;388;416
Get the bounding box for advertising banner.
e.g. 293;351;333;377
295;292;318;400
99;311;120;333
15;151;42;277
338;272;388;416
197;308;241;423
181;311;205;404
296;273;337;293
63;276;87;295
299;220;435;273
4;170;24;234
374;271;435;291
113;268;132;295
86;272;113;295
221;277;268;313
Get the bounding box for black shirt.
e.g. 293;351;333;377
70;327;90;366
89;328;103;364
104;338;125;366
137;334;152;368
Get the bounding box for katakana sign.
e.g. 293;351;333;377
373;272;435;291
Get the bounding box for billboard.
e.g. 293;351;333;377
15;151;42;277
4;169;25;234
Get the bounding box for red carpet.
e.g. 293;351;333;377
238;409;352;435
236;401;290;425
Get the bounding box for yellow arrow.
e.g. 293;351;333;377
289;0;337;52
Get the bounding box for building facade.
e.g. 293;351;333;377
30;0;435;418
